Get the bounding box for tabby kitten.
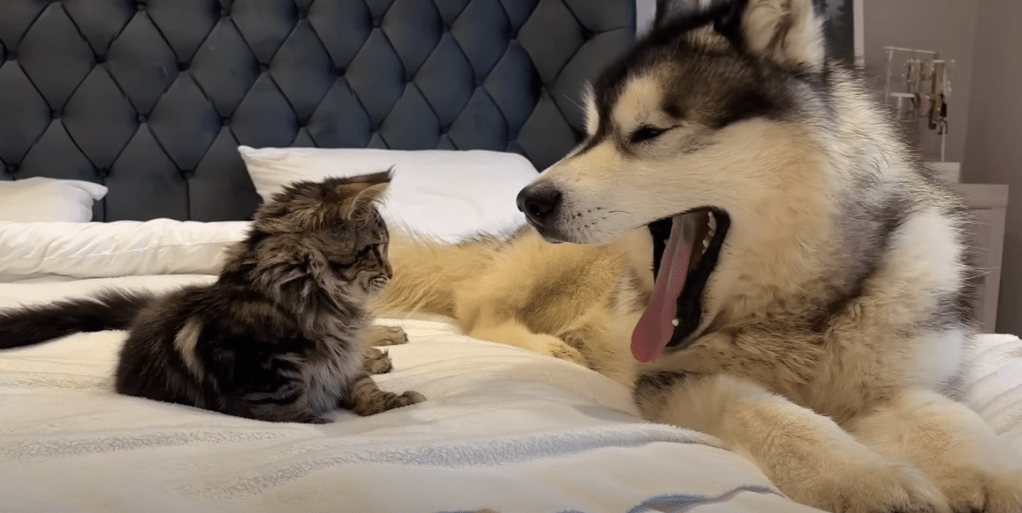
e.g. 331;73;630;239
0;172;424;423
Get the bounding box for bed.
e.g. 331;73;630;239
1;1;1021;512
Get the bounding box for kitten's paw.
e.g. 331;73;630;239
369;325;408;346
364;347;393;374
350;389;426;416
782;458;948;513
396;390;426;406
289;412;333;424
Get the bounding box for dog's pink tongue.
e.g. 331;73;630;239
632;216;691;363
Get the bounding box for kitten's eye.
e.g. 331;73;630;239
630;125;666;144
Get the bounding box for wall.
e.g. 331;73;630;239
637;0;655;34
962;0;1020;336
861;0;977;164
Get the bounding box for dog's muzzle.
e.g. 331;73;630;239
517;184;562;233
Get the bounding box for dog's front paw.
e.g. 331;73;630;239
783;459;948;513
368;324;408;346
930;466;1022;513
985;469;1022;513
524;333;587;367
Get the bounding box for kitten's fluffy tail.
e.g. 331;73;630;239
0;290;153;349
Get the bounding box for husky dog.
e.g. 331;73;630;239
382;0;1022;511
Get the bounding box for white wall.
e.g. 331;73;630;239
962;0;1021;336
637;0;656;34
861;0;978;164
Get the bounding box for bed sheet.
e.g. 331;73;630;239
0;275;826;513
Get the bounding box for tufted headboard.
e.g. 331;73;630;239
0;0;635;221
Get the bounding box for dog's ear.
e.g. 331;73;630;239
581;82;598;137
717;0;825;71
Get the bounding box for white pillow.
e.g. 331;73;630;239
0;219;251;280
0;177;108;222
238;146;534;241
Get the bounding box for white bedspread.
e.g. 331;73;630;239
963;333;1022;450
1;275;1019;513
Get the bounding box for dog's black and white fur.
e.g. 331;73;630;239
383;0;1022;511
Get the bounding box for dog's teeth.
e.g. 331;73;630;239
671;318;680;327
707;212;717;232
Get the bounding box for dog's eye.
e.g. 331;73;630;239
630;125;666;144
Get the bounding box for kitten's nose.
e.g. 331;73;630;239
517;184;562;228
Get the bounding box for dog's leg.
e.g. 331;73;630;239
848;388;1022;513
466;320;587;367
635;372;949;513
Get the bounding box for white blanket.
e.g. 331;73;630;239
0;275;819;513
1;275;1019;513
963;333;1022;450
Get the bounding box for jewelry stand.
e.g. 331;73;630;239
883;46;955;162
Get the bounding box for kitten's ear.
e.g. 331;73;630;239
718;0;825;72
353;182;389;205
348;169;393;187
344;182;390;217
254;181;320;232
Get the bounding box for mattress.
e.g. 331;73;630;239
0;274;820;513
2;274;1020;512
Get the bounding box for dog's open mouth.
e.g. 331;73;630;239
632;208;730;362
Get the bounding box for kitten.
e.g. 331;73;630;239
0;172;424;423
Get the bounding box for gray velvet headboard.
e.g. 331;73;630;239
0;0;635;221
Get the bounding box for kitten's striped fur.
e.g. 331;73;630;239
0;173;424;423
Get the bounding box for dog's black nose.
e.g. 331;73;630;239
517;185;562;227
